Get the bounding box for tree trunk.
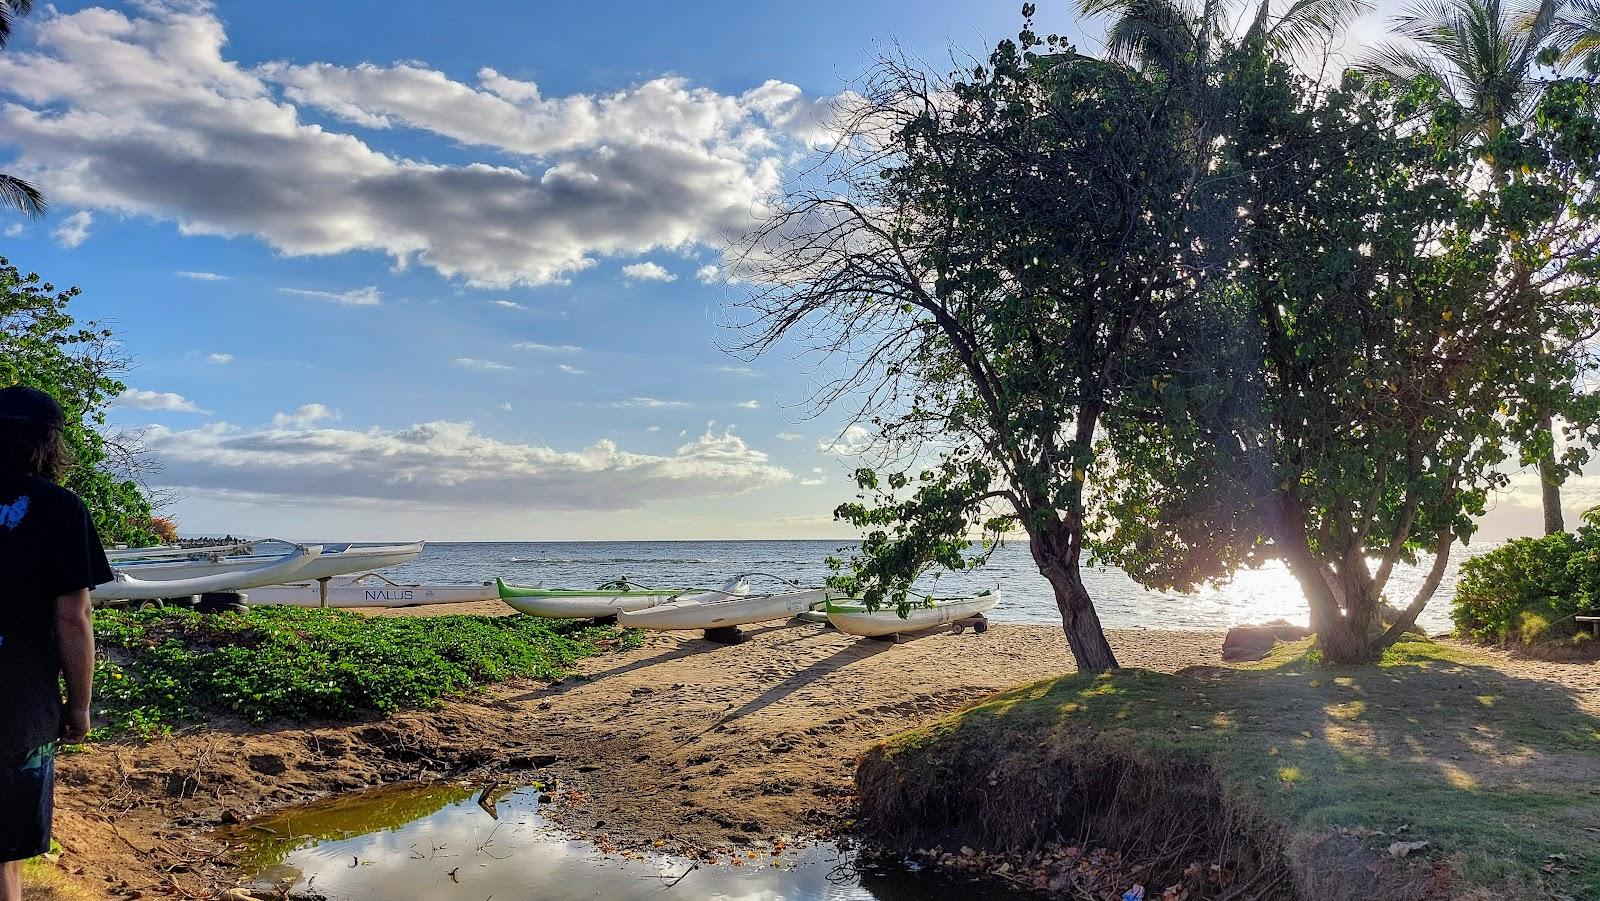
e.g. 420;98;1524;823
1539;412;1565;535
1271;496;1382;664
1029;522;1119;672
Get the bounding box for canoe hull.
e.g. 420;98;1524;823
247;579;498;608
618;588;829;630
825;592;999;637
112;542;425;582
93;546;323;602
497;578;748;619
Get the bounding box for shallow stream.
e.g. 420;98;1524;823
222;781;985;900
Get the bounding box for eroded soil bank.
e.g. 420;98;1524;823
45;621;1224;898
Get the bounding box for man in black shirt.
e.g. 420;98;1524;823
0;386;111;900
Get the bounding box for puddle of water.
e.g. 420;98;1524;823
219;782;992;900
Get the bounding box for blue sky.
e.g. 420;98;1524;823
0;0;1587;541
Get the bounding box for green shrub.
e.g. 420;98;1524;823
1451;527;1600;645
90;607;631;739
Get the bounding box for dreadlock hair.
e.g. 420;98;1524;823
0;421;72;483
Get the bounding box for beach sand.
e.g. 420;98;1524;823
50;617;1220;898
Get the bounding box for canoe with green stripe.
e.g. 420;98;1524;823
496;577;747;618
824;590;999;637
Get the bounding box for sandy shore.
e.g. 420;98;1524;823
49;616;1219;898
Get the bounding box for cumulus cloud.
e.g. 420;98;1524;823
621;261;676;283
558;363;586;375
818;424;872;455
140;419;793;510
800;467;827;486
697;264;721;284
206;352;234;364
51;210;92;247
117;388;207;413
736;399;761;409
776;432;803;442
279;286;382;306
178;270;228;280
456;357;514;371
271;403;337;428
0;4;840;289
615;396;686;408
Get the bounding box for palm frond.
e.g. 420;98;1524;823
0;0;36;50
0;173;47;218
1550;0;1600;71
1263;0;1374;54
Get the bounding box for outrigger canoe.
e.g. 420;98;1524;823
497;577;749;619
618;587;829;631
93;545;323;603
112;541;424;582
246;572;498;608
824;590;999;637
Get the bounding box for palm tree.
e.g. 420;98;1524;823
1080;0;1372;83
0;0;44;218
1365;0;1571;534
1551;0;1600;73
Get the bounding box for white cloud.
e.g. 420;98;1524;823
776;432;803;442
0;5;840;289
615;396;687;408
4;223;25;237
177;270;228;281
271;403;337;428
740;80;849;148
513;341;582;353
499;401;513;412
696;264;721;284
51;210;92;248
456;357;514;371
719;365;757;377
141;419;793;510
621;261;676;283
279;286;381;306
646;425;661;433
800;467;827;487
490;299;526;310
736;399;760;409
116;388;207;413
206;352;234;364
558;363;586;375
818;424;872;455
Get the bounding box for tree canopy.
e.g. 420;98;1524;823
0;257;159;546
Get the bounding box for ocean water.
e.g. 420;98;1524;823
379;539;1475;635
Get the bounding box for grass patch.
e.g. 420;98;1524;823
90;606;637;740
860;636;1600;899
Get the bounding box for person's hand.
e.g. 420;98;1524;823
59;705;91;743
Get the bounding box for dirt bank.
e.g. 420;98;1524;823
46;620;1223;898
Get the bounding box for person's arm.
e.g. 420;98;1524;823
55;588;94;743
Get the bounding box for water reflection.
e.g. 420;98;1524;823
222;782;988;901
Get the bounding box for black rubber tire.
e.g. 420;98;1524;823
197;591;248;615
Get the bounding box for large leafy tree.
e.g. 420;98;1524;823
0;258;159;545
1364;0;1580;534
1097;57;1600;664
736;19;1195;671
0;0;44;217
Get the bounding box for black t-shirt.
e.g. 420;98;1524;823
0;472;112;752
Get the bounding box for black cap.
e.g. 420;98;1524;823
0;386;66;430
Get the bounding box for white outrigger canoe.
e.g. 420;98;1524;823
245;572;499;608
497;577;748;619
825;590;999;637
618;587;830;631
112;541;424;582
93;545;323;603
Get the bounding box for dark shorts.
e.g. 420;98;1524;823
0;743;54;861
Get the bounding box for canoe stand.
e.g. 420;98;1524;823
863;613;991;643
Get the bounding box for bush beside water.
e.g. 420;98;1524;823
90;606;632;739
1451;520;1600;646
